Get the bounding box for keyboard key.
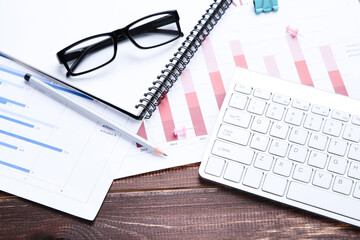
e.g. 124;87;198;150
273;159;293;177
308;133;328;151
269;122;289;139
292;99;310;111
348;162;360;180
287;182;360;221
234;83;252;95
266;103;285;120
303;114;323;131
254;153;273;171
354;182;360;199
288;145;308;163
250;134;269;152
328;139;347;156
251;116;270;134
333;176;353;195
247;98;266;115
229;93;248;110
269;139;288;157
311;104;330;117
308;150;328;169
243;168;263;189
343;125;360;143
332;110;350;122
284;108;304;126
223;161;244;183
262;174;288;196
253;88;271;100
323;119;342;137
352;116;360;126
223;108;251;128
313;170;333;189
348;144;360;161
272;94;290;106
327;157;348;175
212;140;254;165
288;127;308;145
217;124;250;146
204;157;225;177
293;164;313;183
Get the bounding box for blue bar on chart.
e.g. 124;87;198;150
0;114;34;128
0;141;18;150
0;129;62;152
0;96;26;107
0;159;30;173
0;78;24;89
0;108;55;128
0;65;25;78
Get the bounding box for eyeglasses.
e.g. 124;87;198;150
56;10;183;77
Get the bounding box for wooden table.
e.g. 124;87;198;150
1;162;360;239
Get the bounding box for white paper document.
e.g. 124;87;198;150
0;56;141;220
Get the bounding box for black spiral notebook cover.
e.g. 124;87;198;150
136;0;232;120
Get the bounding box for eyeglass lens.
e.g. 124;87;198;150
129;13;179;48
63;35;115;75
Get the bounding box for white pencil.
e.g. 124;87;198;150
24;73;166;156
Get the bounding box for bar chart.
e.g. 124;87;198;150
117;0;360;178
0;57;135;219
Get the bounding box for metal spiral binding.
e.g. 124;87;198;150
136;0;233;119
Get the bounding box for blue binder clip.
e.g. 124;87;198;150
254;0;279;14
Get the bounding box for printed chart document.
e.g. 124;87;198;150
117;0;360;178
0;56;140;220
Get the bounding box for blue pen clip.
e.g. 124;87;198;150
254;0;279;14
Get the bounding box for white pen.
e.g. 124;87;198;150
24;73;166;157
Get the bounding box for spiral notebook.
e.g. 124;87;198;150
0;0;232;120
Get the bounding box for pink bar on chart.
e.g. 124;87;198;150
158;95;178;142
229;40;248;69
319;45;348;96
294;60;313;87
263;55;281;78
202;38;219;73
180;70;207;136
136;122;148;148
201;37;226;109
286;35;314;87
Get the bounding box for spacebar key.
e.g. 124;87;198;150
287;182;360;221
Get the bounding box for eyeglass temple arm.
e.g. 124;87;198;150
64;14;182;75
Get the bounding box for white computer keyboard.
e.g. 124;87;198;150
199;68;360;227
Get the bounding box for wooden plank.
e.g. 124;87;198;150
1;165;360;239
111;163;202;191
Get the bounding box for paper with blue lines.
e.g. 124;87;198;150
0;56;139;220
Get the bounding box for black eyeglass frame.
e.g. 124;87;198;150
56;10;183;77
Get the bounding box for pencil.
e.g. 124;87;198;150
24;74;166;157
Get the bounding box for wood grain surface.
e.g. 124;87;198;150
1;163;360;240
